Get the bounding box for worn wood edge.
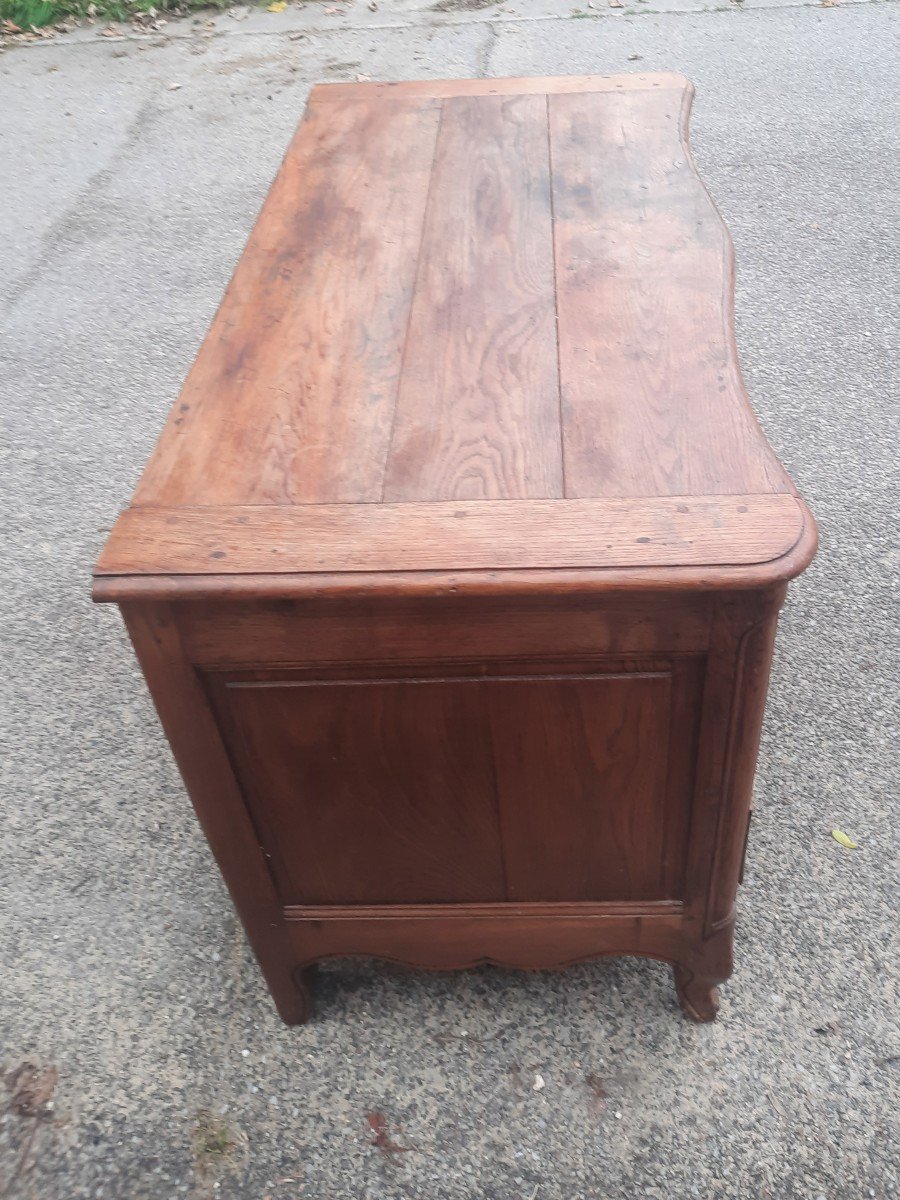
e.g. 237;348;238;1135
308;72;691;104
90;492;816;600
91;502;815;602
283;900;683;921
94;493;808;573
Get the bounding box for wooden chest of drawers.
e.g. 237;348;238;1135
94;73;817;1023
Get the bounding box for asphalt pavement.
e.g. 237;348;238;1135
1;1;898;1195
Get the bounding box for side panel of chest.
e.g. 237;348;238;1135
203;657;703;908
119;587;781;1022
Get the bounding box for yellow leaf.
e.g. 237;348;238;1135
831;829;858;849
267;2;287;10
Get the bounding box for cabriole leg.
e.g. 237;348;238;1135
673;964;723;1022
276;964;318;1026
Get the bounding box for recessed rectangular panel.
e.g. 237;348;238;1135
208;663;698;907
212;676;507;906
487;673;680;900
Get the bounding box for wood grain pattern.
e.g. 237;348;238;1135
549;86;789;498
97;70;819;602
135;96;440;505
382;94;562;501
208;664;696;907
93;75;818;1026
174;595;713;666
208;674;507;905
120;603;310;1024
285;904;686;973
95;494;806;576
487;673;676;901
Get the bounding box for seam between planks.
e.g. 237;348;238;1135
378;99;446;503
545;93;568;500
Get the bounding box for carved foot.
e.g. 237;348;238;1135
673;965;720;1023
276;964;317;1025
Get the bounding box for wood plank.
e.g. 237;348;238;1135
95;494;805;576
382;94;562;501
134;96;441;506
283;904;686;973
549;84;791;498
175;597;713;665
311;73;690;103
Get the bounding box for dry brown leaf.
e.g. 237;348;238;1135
6;1063;59;1118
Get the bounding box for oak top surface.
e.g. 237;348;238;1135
96;73;816;596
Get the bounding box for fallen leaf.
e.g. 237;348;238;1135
820;0;837;6
366;1112;413;1161
267;1;287;8
100;24;123;36
609;0;624;7
6;1063;58;1118
533;1073;545;1091
831;829;858;849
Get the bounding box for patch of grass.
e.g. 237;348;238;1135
190;1110;236;1172
0;0;229;31
189;1109;248;1185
